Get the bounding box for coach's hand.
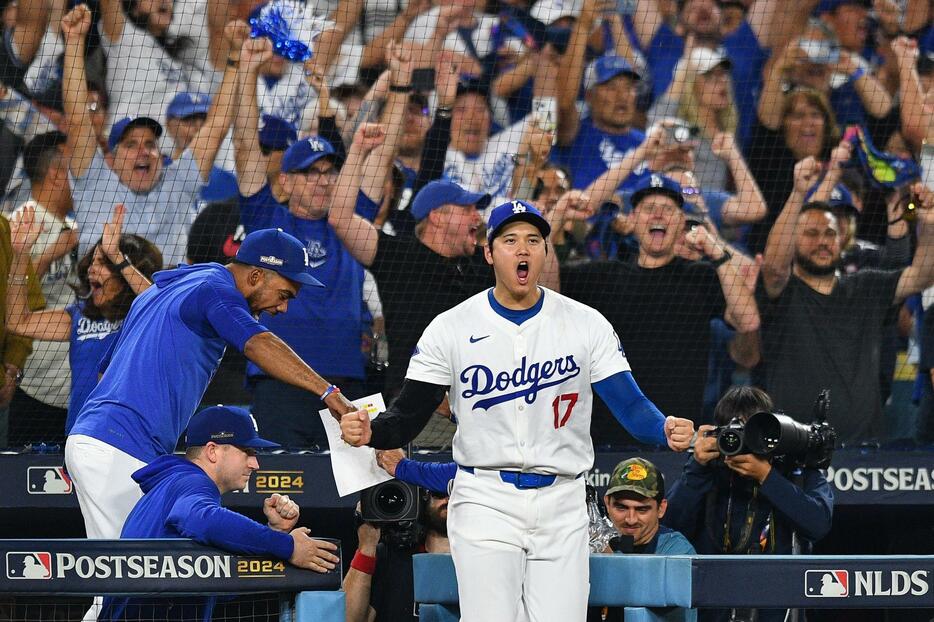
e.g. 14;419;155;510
289;528;339;573
340;410;372;446
664;416;694;451
264;493;300;532
325;390;356;422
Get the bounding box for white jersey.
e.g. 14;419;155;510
406;288;629;476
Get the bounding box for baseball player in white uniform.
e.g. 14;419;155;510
340;199;694;621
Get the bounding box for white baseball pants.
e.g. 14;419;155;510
448;467;589;622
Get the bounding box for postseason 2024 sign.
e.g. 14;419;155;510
0;539;341;595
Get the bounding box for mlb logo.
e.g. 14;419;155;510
805;570;849;597
27;466;72;494
6;552;52;580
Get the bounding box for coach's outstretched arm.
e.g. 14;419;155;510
244;331;356;419
340;379;448;448
593;371;694;451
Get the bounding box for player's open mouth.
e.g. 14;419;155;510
134;163;152;174
517;261;529;284
648;224;666;240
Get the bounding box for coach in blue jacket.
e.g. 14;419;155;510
99;405;339;621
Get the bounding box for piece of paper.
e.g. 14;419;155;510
319;393;393;497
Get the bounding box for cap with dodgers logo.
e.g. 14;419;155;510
630;173;685;209
235;228;324;288
486;199;552;243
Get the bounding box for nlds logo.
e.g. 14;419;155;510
806;569;930;597
6;552;52;579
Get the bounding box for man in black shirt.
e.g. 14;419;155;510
563;174;759;439
760;152;934;443
329;124;562;394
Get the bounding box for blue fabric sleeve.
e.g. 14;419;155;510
394;459;456;495
592;371;667;445
355;189;381;222
758;467;834;542
178;280;268;352
166;486;294;560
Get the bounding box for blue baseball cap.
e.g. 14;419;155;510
235;228;324;288
280;136;339;173
410;179;491;221
815;0;869;14
185;405;279;449
487;199;551;242
805;183;858;214
259;114;298;151
167;92;211;119
630;173;685;209
108;116;163;153
584;55;641;90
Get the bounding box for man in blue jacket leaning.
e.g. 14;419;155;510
99;405;339;621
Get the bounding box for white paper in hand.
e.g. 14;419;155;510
318;393;392;497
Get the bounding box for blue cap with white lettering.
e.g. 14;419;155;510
235;228;324;288
487;199;551;243
280;136;339;173
630;173;685;209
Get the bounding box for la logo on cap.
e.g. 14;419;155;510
650;175;664;188
831;188;842;200
302;247;310;268
308;138;325;151
511;200;527;214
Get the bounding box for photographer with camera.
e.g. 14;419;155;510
663;386;834;622
344;449;450;622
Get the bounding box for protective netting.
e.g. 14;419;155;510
0;0;929;455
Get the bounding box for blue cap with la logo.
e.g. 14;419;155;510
630;173;685;209
235;228;324;287
487;199;552;243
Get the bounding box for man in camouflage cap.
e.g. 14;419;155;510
603;457;695;555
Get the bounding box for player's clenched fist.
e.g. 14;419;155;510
664;416;694;452
340;409;372;446
264;493;300;532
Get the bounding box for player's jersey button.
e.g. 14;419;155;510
518;405;525;411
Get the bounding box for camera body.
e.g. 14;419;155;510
705;411;836;469
666;122;699;145
360;480;422;525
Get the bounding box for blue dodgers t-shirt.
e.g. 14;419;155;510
646;21;768;150
70;264;268;462
65;303;124;435
239;185;379;379
552;116;645;190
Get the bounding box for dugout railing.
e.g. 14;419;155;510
413;553;934;621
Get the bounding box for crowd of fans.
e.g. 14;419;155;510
0;0;931;454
